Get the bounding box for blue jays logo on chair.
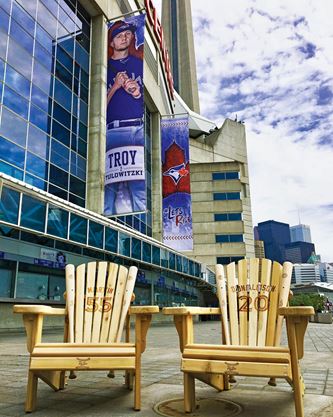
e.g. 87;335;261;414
163;163;189;185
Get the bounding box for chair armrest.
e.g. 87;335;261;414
279;306;314;317
129;306;159;314
163;307;221;315
13;305;66;316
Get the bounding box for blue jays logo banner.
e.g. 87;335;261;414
161;117;193;251
104;14;146;216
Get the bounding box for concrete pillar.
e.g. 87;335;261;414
151;112;163;241
86;14;107;214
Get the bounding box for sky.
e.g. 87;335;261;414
154;0;333;262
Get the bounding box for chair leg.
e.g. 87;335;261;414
293;371;305;417
59;371;66;390
184;372;195;413
134;365;141;411
125;370;134;390
25;371;38;413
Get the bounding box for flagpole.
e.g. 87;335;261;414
106;7;146;23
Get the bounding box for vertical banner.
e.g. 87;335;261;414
104;14;146;216
161;117;193;251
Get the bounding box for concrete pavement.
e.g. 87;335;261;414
0;320;332;417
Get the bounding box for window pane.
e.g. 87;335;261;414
35;23;53;53
88;221;103;248
0;107;27;146
75;42;89;73
229;213;242;221
5;64;30;98
37;2;57;38
69;213;87;244
131;237;141;260
3;85;29;119
225;172;239;180
229;234;243;242
49;164;68;189
20;194;46;232
0;263;13;297
152;246;160;265
0;7;9;32
56;46;73;72
25;173;47;190
0;58;4;81
26;152;48;178
54;78;72;112
0;186;20;224
70;175;85;198
142;242;151;263
0;135;25;169
216;235;229;243
10;19;34;54
119;232;130;257
169;253;175;270
16;270;49;299
214;213;228;221
7;37;33;79
55;60;72;89
27;124;49;159
30;104;50;132
53;102;71;129
34;41;53;69
49;275;65;301
12;2;35;34
52;119;70;146
49;183;67;199
105;228;118;253
160;249;168;268
31;84;50;113
47;206;68;238
227;192;240;200
212;172;225;180
176;255;182;272
51;139;69;171
0;160;23;180
32;60;53;93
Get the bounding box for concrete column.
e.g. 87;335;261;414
86;14;107;214
151;112;163;241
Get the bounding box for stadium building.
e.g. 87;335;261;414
0;0;254;328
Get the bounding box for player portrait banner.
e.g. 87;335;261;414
104;13;146;216
161;117;193;251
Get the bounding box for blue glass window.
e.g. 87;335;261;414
70;152;86;181
0;58;4;80
230;234;243;242
0;186;20;225
0;7;9;33
26;152;48;179
50;139;69;171
47;206;68;238
160;249;168;268
213;192;240;200
54;78;72;112
152;246;160;266
79;122;87;140
31;85;50;113
0;32;7;60
169;253;175;270
79;100;88;125
75;43;89;73
69;175;85;199
34;41;53;70
0;107;27;146
20;195;46;232
105;228;118;253
53;102;71;129
10;20;34;54
5;65;31;99
69;213;87;244
56;46;73;72
49;164;68;189
88;221;104;248
59;37;74;57
35;23;53;53
189;260;194;276
0;136;25;169
176;255;182;272
49;184;67;199
37;2;57;38
30;104;50;132
3;85;29;119
216;256;244;265
226;172;239;179
41;0;58;17
55;60;72;90
0;160;23;180
131;238;141;260
33;60;53;93
227;192;241;200
214;213;242;221
0;0;11;13
183;258;189;274
25;173;47;190
119;233;130;257
52;120;70;147
7;38;33;79
216;234;243;243
12;2;36;35
142;242;151;263
27;124;49;159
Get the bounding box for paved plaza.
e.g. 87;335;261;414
0;320;333;417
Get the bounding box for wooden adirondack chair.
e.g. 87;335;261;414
163;258;314;417
13;261;159;412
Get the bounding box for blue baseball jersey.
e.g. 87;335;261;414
107;55;143;123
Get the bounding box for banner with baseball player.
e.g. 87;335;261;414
104;13;146;216
161;117;193;251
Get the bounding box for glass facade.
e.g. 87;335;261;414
212;171;239;180
214;212;242;221
213;192;240;200
215;234;243;243
0;0;90;207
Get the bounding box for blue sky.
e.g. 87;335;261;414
155;0;333;262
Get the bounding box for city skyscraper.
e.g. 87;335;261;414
290;224;312;243
257;220;290;263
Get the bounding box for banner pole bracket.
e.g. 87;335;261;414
107;7;146;23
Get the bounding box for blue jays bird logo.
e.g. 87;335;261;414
163;163;189;185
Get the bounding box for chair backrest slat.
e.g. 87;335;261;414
100;263;119;343
266;262;282;345
65;262;137;344
257;259;271;346
226;262;239;345
91;262;108;342
108;265;128;343
248;258;259;346
216;258;292;348
238;259;248;345
75;263;86;343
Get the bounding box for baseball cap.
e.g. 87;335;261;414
110;22;136;41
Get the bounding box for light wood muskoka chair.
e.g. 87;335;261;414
163;258;314;417
13;261;159;412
